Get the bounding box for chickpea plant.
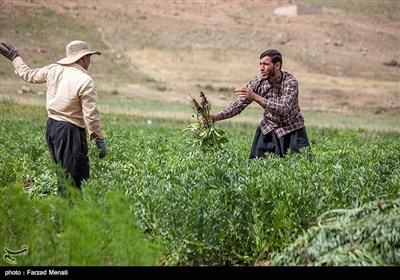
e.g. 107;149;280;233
182;91;228;148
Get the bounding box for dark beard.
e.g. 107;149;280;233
267;68;275;81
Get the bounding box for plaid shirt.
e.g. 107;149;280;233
216;71;305;138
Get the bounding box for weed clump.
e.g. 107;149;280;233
182;91;228;148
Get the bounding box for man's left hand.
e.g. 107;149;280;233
0;42;20;61
235;87;256;101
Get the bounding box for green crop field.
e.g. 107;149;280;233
1;101;399;266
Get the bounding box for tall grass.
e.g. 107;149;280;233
1;184;161;266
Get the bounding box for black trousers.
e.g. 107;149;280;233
46;118;89;195
249;127;310;159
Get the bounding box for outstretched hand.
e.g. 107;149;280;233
209;114;218;123
0;42;20;61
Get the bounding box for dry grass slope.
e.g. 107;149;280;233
0;0;399;131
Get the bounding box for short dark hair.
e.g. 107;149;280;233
260;49;283;68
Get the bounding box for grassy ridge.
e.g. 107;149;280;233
0;4;136;83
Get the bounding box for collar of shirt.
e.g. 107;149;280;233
66;62;88;74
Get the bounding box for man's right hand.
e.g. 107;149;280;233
0;42;20;61
210;114;218;123
96;138;107;159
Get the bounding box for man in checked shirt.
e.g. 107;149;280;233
210;49;310;159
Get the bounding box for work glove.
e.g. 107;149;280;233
96;138;107;159
0;42;20;61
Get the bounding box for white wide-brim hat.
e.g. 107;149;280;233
57;40;101;65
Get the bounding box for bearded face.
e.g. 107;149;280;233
260;56;279;82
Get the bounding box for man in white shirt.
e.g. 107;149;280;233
1;40;107;197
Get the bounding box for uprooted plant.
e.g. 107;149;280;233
182;91;228;148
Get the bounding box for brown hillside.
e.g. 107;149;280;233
1;0;399;131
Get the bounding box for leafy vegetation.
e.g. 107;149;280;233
1;184;161;266
269;198;400;266
1;101;399;266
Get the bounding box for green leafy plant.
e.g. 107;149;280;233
269;198;400;266
182;91;228;148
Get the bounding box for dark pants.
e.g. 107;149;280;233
249;127;310;159
46;118;89;196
